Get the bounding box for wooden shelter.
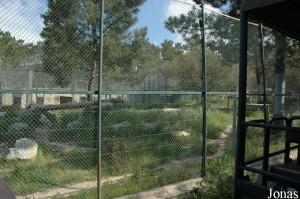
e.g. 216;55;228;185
235;0;300;198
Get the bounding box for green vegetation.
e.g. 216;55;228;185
0;109;57;146
0;100;292;198
0;148;96;194
0;0;298;198
58;165;202;199
0;31;41;70
0;100;234;196
180;156;235;199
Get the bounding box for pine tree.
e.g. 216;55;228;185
41;0;145;90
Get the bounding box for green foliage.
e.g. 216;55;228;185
0;30;40;70
41;0;146;88
0;109;57;145
0;112;19;144
48;103;232;176
207;142;219;155
161;40;184;61
180;156;234;199
0;31;24;68
41;0;87;87
58;164;201;199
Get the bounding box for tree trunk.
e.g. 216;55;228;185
273;33;287;117
87;0;99;101
255;64;263;103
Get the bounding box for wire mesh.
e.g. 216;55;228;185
0;0;98;198
0;0;299;198
101;0;203;198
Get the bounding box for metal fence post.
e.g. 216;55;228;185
232;94;238;152
200;0;207;177
98;0;105;198
235;11;248;199
26;69;33;108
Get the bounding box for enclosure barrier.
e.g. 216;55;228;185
0;0;299;198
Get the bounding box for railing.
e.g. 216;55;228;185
237;116;300;194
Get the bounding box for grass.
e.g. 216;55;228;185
0;99;233;197
0;148;97;195
179;156;235;199
57;156;234;199
3;97;284;199
55;164;202;199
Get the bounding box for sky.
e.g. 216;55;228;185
132;0;196;45
0;0;220;46
0;0;48;44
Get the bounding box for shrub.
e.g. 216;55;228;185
180;156;234;199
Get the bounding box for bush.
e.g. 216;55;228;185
180;156;234;199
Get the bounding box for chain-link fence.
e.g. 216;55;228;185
0;0;299;198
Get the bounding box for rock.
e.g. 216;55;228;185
11;123;29;131
47;142;78;154
143;123;157;131
162;108;179;112
102;102;113;110
67;120;82;129
39;114;53;127
0;112;6;117
28;104;39;110
176;131;191;137
112;121;130;129
34;128;50;143
0;143;8;148
0;148;9;159
6;138;38;160
223;125;232;134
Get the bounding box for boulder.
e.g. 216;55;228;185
11;123;29;131
162;108;179;112
143;123;157;131
34;128;50;143
0;112;6;117
39;114;53;127
102;102;113;110
112;121;130;129
6;138;38;160
67;120;82;129
0;148;9;159
176;131;191;137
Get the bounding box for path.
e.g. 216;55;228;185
117;126;231;199
17;126;231;199
157;126;230;170
115;178;202;199
17;174;133;199
207;130;229;160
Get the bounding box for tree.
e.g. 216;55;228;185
130;28;161;74
273;33;287;117
194;0;238;16
0;30;26;69
0;30;41;72
165;5;240;92
204;0;291;116
41;0;146;91
41;0;82;87
165;6;240;64
161;40;184;61
166;1;296;116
